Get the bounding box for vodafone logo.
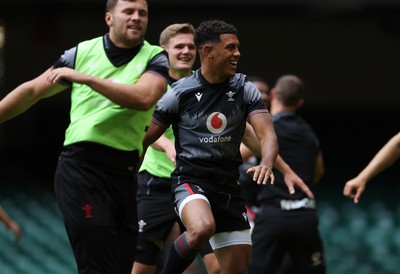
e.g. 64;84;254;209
200;112;231;143
206;112;227;134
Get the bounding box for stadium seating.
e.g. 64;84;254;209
316;183;400;274
0;179;77;274
1;178;399;274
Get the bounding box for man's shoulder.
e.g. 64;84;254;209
229;73;247;90
78;36;103;47
171;72;202;93
142;40;165;54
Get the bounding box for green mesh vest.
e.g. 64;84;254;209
139;70;193;178
63;37;163;153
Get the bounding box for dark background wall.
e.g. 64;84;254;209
0;1;399;193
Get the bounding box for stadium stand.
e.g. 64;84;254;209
0;175;399;274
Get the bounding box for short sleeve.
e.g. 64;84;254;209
146;51;169;82
243;81;269;118
152;87;180;128
53;47;77;69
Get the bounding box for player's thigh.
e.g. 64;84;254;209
214;244;251;274
181;198;215;234
175;183;215;233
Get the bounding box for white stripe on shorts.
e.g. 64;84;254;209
209;229;252;250
177;194;209;218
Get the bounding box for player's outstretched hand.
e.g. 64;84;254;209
343;177;366;204
283;170;314;199
246;165;275;185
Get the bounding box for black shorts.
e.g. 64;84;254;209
249;208;326;274
137;170;179;241
173;179;250;234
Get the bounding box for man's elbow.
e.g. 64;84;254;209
139;99;156;111
123;98;156;111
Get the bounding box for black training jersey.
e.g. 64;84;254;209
152;69;268;186
258;112;320;202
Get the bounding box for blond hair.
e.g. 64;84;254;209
159;23;195;46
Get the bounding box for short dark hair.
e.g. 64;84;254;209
194;20;237;49
247;75;267;84
106;0;118;12
106;0;146;12
274;75;305;106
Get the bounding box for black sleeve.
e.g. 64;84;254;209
145;51;169;81
53;47;77;69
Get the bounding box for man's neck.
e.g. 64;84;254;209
200;67;227;84
108;33;143;49
169;68;192;81
270;103;296;116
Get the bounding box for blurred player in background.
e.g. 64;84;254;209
248;75;326;274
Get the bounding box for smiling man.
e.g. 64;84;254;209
141;19;278;274
0;0;169;273
132;22;221;274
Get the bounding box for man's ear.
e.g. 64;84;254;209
270;89;277;99
105;12;112;27
297;98;305;108
203;44;213;57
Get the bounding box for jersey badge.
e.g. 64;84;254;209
138;219;147;232
226;91;235;101
82;204;94;219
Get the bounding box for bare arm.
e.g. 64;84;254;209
241;122;260;162
151;134;176;166
314;150;325;184
141;122;168;162
0;205;21;240
239;143;254;163
48;68;167;110
0;68;68;123
245;113;278;185
242;121;314;198
241;122;262;157
343;132;400;203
